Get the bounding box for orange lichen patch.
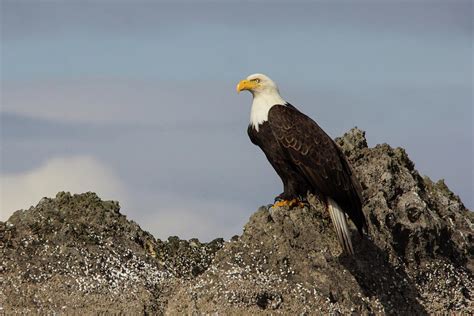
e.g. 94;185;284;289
146;240;157;258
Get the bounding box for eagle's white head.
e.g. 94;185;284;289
236;73;286;130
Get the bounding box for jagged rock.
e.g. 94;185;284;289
1;128;472;314
0;192;223;314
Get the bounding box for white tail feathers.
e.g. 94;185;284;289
327;197;354;255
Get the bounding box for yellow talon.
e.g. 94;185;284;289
273;199;305;208
274;200;289;207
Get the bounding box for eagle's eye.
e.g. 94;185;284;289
253;78;261;83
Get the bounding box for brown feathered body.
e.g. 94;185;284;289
248;103;367;235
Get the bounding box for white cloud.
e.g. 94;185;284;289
0;154;253;241
0;156;126;220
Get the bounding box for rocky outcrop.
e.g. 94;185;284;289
1;128;472;314
167;128;473;314
0;192;223;314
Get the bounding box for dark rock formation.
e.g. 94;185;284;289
1;128;472;314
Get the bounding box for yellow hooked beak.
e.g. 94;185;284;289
236;79;258;93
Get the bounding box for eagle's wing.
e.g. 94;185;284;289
268;104;366;234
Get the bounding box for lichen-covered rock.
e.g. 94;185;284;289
336;129;473;270
335;129;473;313
168;128;473;314
1;128;472;314
0;192;223;314
167;204;390;314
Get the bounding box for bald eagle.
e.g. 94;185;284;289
237;73;367;255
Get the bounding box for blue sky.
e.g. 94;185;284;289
1;1;472;240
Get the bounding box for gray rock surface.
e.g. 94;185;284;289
0;192;223;314
1;128;472;314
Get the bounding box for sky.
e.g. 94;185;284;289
1;0;472;241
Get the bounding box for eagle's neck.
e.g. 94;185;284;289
250;91;286;131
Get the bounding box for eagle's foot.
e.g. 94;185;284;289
273;198;306;209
